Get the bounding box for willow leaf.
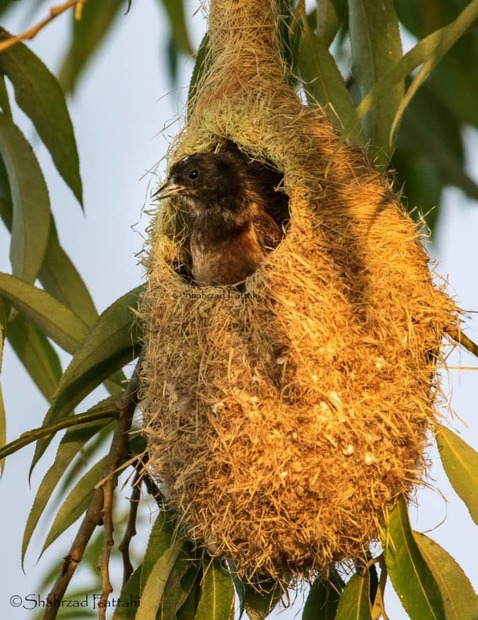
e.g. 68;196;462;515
336;0;478;153
159;546;201;620
0;114;50;282
22;419;110;567
298;28;361;139
0;29;82;204
436;424;478;525
347;0;403;159
113;565;142;620
390;0;478;141
30;285;143;472
335;572;372;620
141;511;176;592
303;574;343;619
0;273;88;353
7;314;62;403
59;0;124;94
40;455;108;556
39;216;98;326
0;74;11;117
160;0;193;56
137;512;183;620
195;560;235;620
414;533;477;620
383;497;445;620
0;298;6;471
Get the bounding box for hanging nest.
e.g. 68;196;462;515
139;0;459;583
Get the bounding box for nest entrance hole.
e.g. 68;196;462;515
171;139;290;288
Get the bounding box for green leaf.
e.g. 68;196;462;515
7;314;62;403
298;28;362;139
395;81;478;205
159;546;201;619
177;576;202;620
316;0;340;47
436;424;478;525
383;496;446;620
338;0;478;156
0;74;11;117
113;565;142;620
140;510;176;592
0;273;89;353
188;33;210;117
243;581;282;620
395;0;478;126
57;406;115;494
428;43;478;129
0;297;6;471
30;286;143;471
0;113;50;282
0;183;97;323
39;216;98;326
58;0;125;93
40;455;108;555
0;30;83;204
390;0;478;142
302;575;342;619
22;418;111;567
414;533;477;620
159;0;194;56
335;572;372;620
137;512;184;620
195;560;235;620
347;0;403;160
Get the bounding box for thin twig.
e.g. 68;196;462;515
97;476;115;620
118;470;142;586
0;406;118;462
0;0;88;54
44;488;104;620
43;359;142;620
97;366;141;618
446;326;478;359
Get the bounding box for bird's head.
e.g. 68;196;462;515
154;152;245;214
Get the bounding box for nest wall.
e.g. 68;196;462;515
140;0;458;582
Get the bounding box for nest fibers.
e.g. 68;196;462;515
140;0;458;582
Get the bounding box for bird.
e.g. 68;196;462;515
154;147;288;287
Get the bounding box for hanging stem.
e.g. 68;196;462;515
118;469;142;586
0;0;88;54
446;326;478;359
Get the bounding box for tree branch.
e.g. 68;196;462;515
0;406;118;462
0;0;89;54
118;470;142;586
43;359;142;620
446;326;478;359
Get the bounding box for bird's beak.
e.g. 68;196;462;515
153;178;185;201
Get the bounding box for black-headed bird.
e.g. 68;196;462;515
155;148;288;287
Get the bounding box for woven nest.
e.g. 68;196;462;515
140;0;458;583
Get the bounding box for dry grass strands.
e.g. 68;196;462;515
140;0;459;584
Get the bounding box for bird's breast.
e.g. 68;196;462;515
191;225;264;286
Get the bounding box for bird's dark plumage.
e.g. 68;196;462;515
155;146;288;287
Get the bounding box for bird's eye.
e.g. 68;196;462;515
188;169;200;180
